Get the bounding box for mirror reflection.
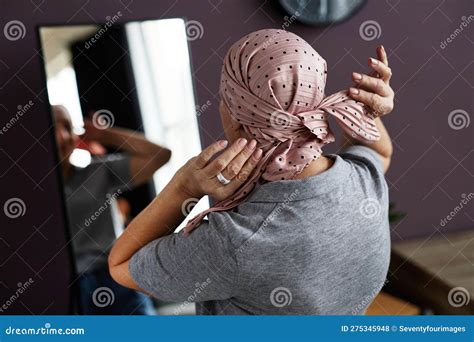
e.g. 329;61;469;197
40;19;206;315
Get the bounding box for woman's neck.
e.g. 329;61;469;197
61;161;73;182
294;155;334;180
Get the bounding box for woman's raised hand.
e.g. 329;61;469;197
173;138;263;201
82;118;105;142
349;45;395;117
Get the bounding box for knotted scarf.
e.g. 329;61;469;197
184;29;380;234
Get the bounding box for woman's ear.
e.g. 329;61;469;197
220;100;245;143
237;124;248;139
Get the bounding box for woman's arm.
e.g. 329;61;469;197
83;120;172;186
108;138;262;290
107;180;189;290
343;45;394;173
341;117;393;172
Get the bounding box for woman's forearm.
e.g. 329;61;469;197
99;127;171;159
341;117;393;172
343;118;392;158
108;139;261;289
108;180;189;268
342;45;394;173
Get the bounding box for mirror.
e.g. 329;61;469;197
39;18;207;315
279;0;367;26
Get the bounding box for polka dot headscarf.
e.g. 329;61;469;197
184;29;380;234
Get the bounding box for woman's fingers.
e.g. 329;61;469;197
349;88;393;115
352;72;391;97
369;45;388;79
183;139;263;201
377;45;389;66
220;139;257;180
368;56;392;83
204;138;248;176
194;140;228;169
225;148;263;192
348;46;394;116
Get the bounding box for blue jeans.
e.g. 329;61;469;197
78;266;155;315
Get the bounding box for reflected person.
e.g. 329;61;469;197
53;105;171;314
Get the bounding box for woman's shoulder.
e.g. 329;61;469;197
337;145;385;176
206;200;278;248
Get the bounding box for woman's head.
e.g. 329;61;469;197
218;29;328;145
185;29;380;233
219;99;244;144
218;29;378;182
220;29;327;114
53;105;77;162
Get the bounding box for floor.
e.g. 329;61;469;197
392;229;474;297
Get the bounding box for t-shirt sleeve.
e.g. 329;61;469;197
90;153;132;192
128;219;238;303
339;145;384;175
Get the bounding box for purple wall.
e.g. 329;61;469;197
0;0;472;314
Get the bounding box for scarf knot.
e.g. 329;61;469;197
184;29;380;235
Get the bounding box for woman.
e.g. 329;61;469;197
53;105;171;314
109;29;395;315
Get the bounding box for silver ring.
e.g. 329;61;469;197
216;172;231;185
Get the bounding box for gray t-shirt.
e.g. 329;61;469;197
129;146;390;315
64;154;131;274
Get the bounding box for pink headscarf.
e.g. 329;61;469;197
184;29;380;234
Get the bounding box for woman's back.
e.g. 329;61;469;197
129;145;390;315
